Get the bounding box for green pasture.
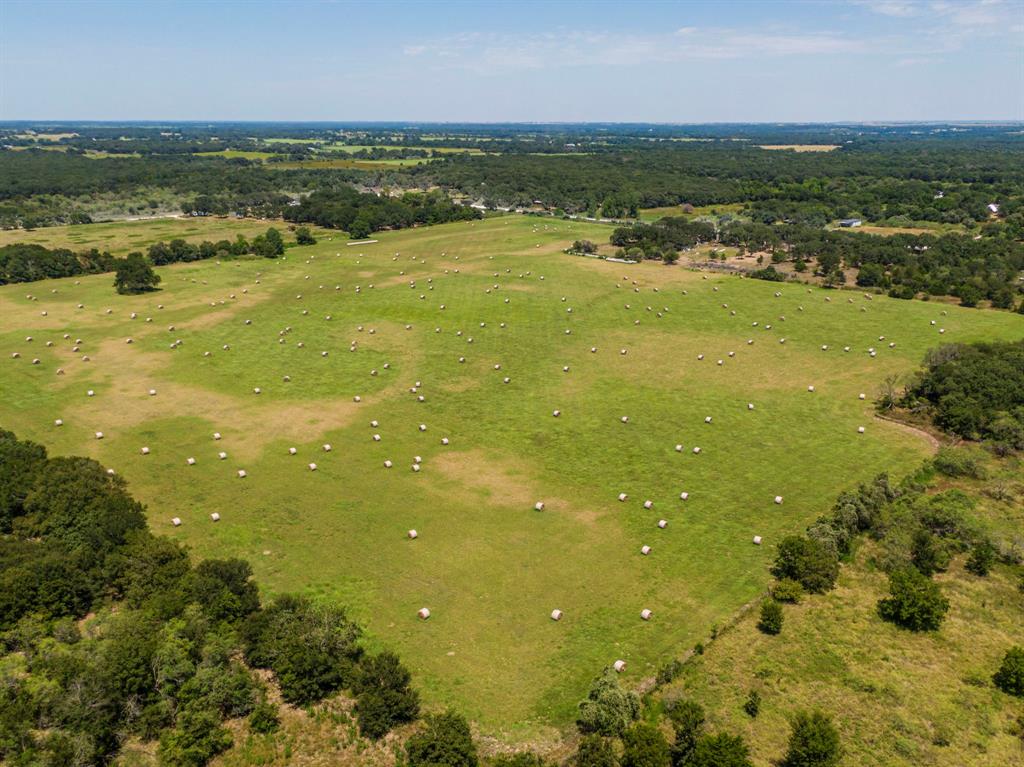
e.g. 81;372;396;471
1;215;1021;742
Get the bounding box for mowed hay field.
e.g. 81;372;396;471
2;215;1023;742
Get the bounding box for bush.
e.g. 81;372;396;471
294;226;316;245
993;646;1024;697
742;690;761;718
965;541;997;576
620;723;670;767
248;700;280;734
780;710;842;767
352;651;419;739
688;733;753;767
406;710;478;767
666;698;705;764
877;568;949;631
576;669;641;737
771;578;804;603
910;528;949;576
157;705;233;767
574;735;616;767
757;600;783;635
771;536;840;593
933;447;986;479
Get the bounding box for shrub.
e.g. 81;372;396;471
993;646;1024;697
877;568;949;631
780;710;842;767
620;723;671;767
666;698;705;764
771;578;804;603
933;447;986;479
910;528;949;576
743;690;761;718
771;536;840;593
574;735;616;767
491;753;547;767
576;669;641;736
248;700;280;734
352;651;420;739
757;600;783;635
965;541;997;576
294;226;316;245
688;733;753;767
157;705;233;767
406;710;478;767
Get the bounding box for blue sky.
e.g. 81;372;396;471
1;0;1022;122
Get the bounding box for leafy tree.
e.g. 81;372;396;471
576;668;641;736
666;698;705;765
242;594;362;705
157;705;233;767
993;646;1024;697
406;709;478;767
780;710;842;767
352;651;420;740
574;735;616;767
687;733;753;767
621;723;671;767
0;429;46;533
114;252;161;294
877;567;949;631
248;700;280;733
757;600;784;635
910;528;949;576
294;226;316;245
187;558;260;624
771;536;840;593
964;540;997;576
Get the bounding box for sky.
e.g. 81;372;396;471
1;0;1022;122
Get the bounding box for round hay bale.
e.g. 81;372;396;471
322;444;332;452
384;460;393;468
774;496;783;504
643;500;653;509
210;513;220;522
553;410;561;417
680;491;689;501
858;393;866;400
419;424;427;432
752;535;763;545
640;545;651;556
613;660;627;672
807;385;815;392
309;463;317;471
213;432;222;440
408;529;418;539
172;517;182;527
705;416;712;423
675;444;683;452
87;390;95;397
658;519;668;529
692;447;701;454
95;431;104;439
534;501;545;511
373;434;381;442
858;426;866;434
550;609;563;621
218;452;227;460
412;464;421;472
640;609;652;621
618;493;628;502
187;457;196;465
418;608;430;620
288;447;297;455
140;447;149;455
620;416;629;424
54;419;63;426
237;469;246;478
441;437;450;445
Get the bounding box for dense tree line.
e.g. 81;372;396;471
0;243;117;284
0;228;288;287
283;187;481;238
421;141;1024;223
0;428;421;765
900;340;1024;449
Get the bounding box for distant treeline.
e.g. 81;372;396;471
421;144;1024;230
0;228;289;285
283;187;481;238
612;217;1024;308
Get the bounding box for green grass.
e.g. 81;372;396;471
1;215;1022;743
639;203;745;223
654;453;1024;767
195;149;277;161
0;217;284;256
